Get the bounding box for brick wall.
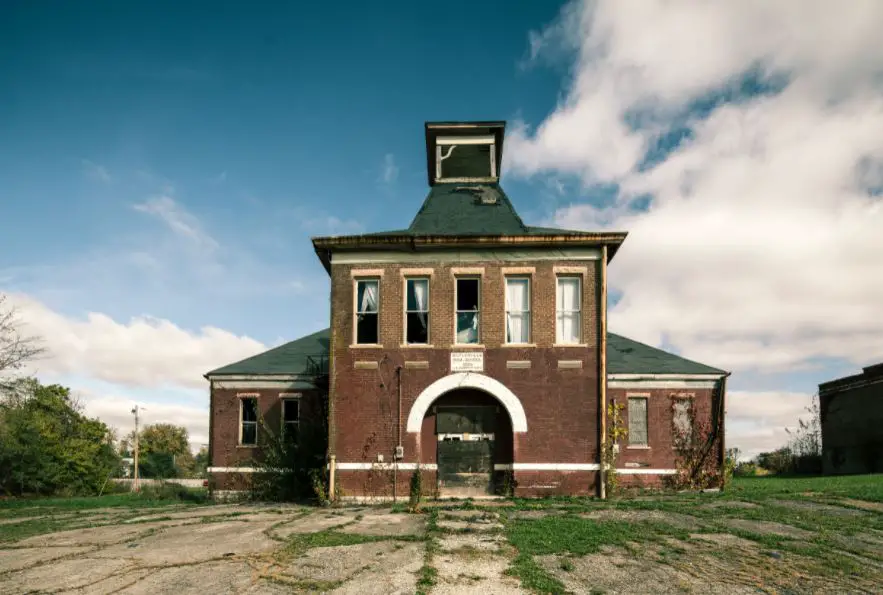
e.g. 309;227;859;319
609;386;721;485
821;381;883;474
328;258;602;497
209;387;324;469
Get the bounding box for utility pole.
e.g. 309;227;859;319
131;405;144;492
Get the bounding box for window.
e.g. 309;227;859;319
405;278;430;344
556;277;581;344
628;397;649;446
505;277;530;344
673;398;693;440
436;135;496;181
282;398;299;444
355;279;379;344
455;278;480;344
240;398;258;446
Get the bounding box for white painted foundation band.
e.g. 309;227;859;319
210;464;678;475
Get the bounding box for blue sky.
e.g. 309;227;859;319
2;1;882;457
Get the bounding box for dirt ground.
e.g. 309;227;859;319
1;487;882;594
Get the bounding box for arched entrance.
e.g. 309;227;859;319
421;389;514;497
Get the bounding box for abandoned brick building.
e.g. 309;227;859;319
205;121;730;500
819;362;883;475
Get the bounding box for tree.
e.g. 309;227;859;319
0;381;121;496
0;295;45;387
193;446;209;478
121;423;196;478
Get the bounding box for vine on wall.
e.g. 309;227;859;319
664;398;723;490
601;401;628;497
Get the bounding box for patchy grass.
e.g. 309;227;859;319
730;474;883;501
0;487;209;517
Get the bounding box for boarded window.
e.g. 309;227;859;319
673;399;693;439
282;399;299;444
628;397;649;446
405;278;430;344
240;398;258;446
436;406;496;435
455;278;480;344
355;279;379;344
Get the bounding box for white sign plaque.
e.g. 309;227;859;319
451;351;484;372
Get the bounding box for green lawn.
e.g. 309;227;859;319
729;473;883;501
0;485;209;518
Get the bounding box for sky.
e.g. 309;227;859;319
2;0;882;459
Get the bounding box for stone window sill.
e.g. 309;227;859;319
501;343;536;348
553;343;589;348
399;344;435;349
452;344;485;349
350;344;384;349
627;445;651;450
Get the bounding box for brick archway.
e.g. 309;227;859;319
405;372;528;433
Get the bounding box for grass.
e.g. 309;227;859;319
729;474;883;501
0;486;209;517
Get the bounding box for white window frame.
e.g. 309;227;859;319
281;396;300;443
435;135;497;182
555;275;582;345
404;277;431;345
239;396;258;447
504;276;531;344
627;395;650;447
454;276;481;345
353;278;381;346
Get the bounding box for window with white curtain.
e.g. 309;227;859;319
628;397;649;446
405;278;430;344
556;276;581;344
505;277;530;344
355;279;379;344
455;277;480;344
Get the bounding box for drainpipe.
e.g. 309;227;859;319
599;245;609;500
394;365;403;502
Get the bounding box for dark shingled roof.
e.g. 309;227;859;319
361;183;617;239
205;328;329;376
206;328;725;378
607;333;726;375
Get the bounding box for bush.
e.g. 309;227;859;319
138;482;208;503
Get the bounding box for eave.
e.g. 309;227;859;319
311;231;628;274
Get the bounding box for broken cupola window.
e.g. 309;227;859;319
405;278;430;344
455;277;480;344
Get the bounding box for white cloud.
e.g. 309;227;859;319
726;390;816;460
75;388;210;453
510;0;883;373
134;195;219;251
9;293;266;389
380;153;399;185
82;160;111;184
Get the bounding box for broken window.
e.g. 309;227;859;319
556;276;581;344
455;278;480;344
240;397;258;446
282;398;299;444
628;397;649;446
355;279;379;344
505;277;530;344
436;136;496;181
673;398;693;441
405;278;430;344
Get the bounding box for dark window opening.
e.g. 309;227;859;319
356;279;379;344
440;145;493;179
282;399;299;445
406;278;429;344
241;398;258;446
455;278;480;344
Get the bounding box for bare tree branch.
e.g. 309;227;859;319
0;294;46;375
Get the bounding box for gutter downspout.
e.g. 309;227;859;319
599;245;609;500
690;372;731;486
394;365;403;503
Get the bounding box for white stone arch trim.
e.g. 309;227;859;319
405;372;528;433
